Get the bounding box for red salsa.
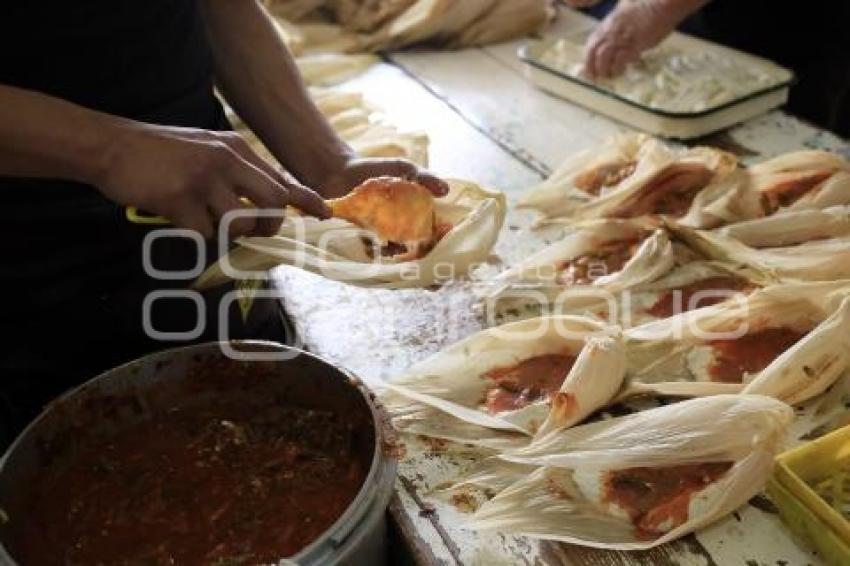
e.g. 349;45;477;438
574;161;637;195
362;220;453;260
603;462;733;539
647;276;754;318
619;165;714;218
557;240;641;286
482;354;577;414
15;396;369;565
707;327;808;383
761;170;832;211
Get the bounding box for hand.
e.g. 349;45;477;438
94;123;329;239
318;156;450;199
584;0;695;79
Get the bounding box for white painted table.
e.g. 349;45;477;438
274;8;848;565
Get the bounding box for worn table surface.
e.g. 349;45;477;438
274;7;848;566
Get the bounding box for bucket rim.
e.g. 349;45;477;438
0;340;399;565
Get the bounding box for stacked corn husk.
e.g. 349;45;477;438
383;301;850;548
627;281;850;404
261;1;381;82
486;216;762;327
466;395;793;550
668;218;850;284
384;316;627;449
520;136;850;227
383;136;850;550
263;0;554;52
518;133;742;227
491;136;850;326
381;313;803;547
230;88;427;167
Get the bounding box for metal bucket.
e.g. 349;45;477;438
0;341;398;565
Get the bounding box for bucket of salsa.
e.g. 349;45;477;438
0;341;398;566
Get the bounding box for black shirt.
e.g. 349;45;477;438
1;1;227;308
2;0;218;124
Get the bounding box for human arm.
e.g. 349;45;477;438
584;0;709;78
200;0;448;198
0;84;328;237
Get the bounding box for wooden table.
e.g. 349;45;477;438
275;8;848;565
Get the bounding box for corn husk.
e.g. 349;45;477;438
744;295;850;404
517;133;649;219
310;88;373;115
534;336;627;438
627;280;850;344
602;260;758;328
492;218;655;288
391;404;528;452
324;106;371;132
520;137;737;224
488;262;758;332
231;85;429;167
441;457;535;496
677;167;757;228
499;227;678;318
667;220;850;283
383;316;625;444
488;216;761;327
467;394;793;550
785;170;850;212
449;0;553;47
194;179;505;289
306;89;430;165
298;21;367;53
371;0;496;49
748;150;850;214
271;15;307;55
273;0;552;52
263;0;326;21
626;281;850;404
343;123;430;165
716;205;850;248
295;52;379;86
329;0;417;32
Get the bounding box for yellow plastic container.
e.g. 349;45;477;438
767;424;850;566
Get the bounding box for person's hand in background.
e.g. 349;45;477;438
583;0;709;79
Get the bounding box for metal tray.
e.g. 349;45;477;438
519;32;795;139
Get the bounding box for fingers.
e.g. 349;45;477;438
583;30;604;79
219;132;281;183
610;46;638;78
594;41;617;79
279;174;332;220
221;146;287;203
169;202;216;240
414;169;450;197
218;132;330;220
584;6;641;80
362;158;450;196
208;184;257;238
